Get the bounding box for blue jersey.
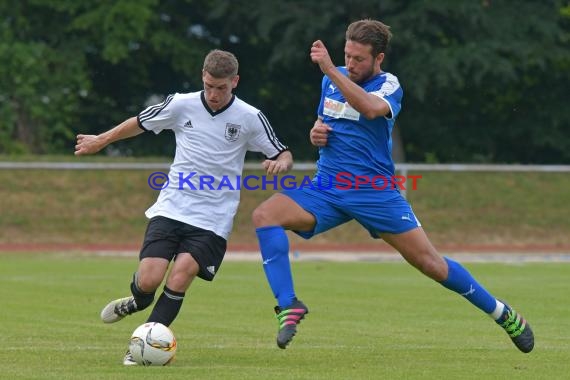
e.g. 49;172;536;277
316;67;403;187
281;68;418;238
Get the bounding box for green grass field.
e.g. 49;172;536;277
1;253;568;379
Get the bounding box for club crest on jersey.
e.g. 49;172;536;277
225;123;241;142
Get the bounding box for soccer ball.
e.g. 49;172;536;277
129;322;177;366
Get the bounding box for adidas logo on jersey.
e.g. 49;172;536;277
206;266;216;275
184;119;193;128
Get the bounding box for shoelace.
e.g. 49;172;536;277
115;299;136;316
500;310;525;337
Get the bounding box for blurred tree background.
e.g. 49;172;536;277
1;0;569;163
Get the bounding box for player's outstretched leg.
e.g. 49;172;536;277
100;296;139;323
438;257;534;352
274;299;309;349
495;301;534;353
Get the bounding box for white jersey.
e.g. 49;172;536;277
137;91;287;239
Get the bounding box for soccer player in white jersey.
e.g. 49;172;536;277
252;19;534;352
75;50;292;365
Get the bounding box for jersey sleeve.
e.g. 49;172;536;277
370;73;403;120
137;93;180;134
246;111;288;159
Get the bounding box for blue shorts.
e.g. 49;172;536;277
282;186;421;239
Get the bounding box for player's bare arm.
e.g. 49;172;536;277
310;40;390;120
75;117;144;156
263;150;293;175
310;118;332;147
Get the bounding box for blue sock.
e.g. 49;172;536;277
440;257;496;313
256;226;296;308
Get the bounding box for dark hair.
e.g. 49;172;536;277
346;19;392;57
203;50;239;78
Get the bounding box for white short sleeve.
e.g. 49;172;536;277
137;93;181;134
246;111;288;158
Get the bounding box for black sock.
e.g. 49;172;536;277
146;286;185;326
130;272;155;311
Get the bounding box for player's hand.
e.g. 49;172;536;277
262;151;293;175
262;159;288;175
74;134;104;156
310;40;335;74
310;119;332;147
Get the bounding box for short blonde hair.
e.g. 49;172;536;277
203;50;239;78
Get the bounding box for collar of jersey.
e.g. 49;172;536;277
201;91;235;116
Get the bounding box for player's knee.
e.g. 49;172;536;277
136;273;163;294
252;202;275;227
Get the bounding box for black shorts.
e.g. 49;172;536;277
139;216;227;281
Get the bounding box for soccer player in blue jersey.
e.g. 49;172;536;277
252;19;534;352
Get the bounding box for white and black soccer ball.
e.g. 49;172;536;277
129;322;177;366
